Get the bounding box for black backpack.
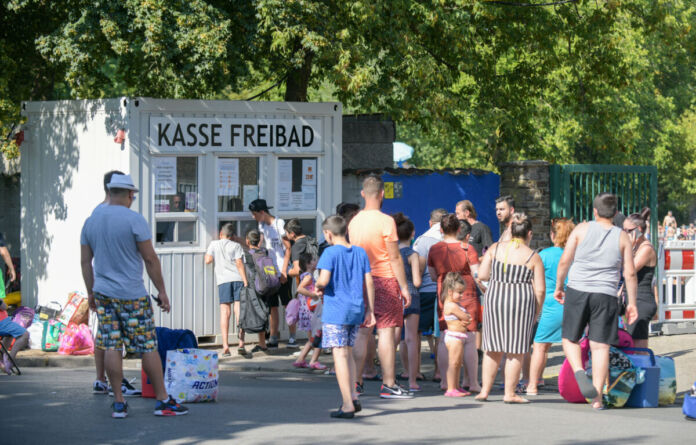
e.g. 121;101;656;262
238;252;269;333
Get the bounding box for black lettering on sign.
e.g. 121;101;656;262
199;123;209;146
211;124;222;147
276;125;286;146
158;123;171;146
288;126;300;146
230;124;241;146
302;125;314;147
257;124;268;147
186;123;197;146
244;125;256;147
172;123;185;145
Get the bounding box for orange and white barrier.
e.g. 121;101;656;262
658;240;696;323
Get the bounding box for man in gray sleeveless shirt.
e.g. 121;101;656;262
554;192;638;410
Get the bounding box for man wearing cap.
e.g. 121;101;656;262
248;199;296;348
80;173;188;418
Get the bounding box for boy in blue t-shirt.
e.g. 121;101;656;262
315;215;375;419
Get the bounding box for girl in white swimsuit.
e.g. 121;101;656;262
442;272;473;397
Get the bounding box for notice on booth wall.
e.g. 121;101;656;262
243;185;259;210
302;159;317;186
155;199;170;213
301;185;316;210
278;159;293;211
217;158;239;197
154;157;177;195
185;192;197;211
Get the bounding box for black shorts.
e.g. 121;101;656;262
561;287;619;346
418;292;437;333
626;298;657;340
262;281;293;308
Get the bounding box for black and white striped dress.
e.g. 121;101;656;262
482;250;536;354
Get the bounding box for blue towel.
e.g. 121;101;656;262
155;327;198;371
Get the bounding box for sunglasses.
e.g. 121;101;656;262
623;227;638;233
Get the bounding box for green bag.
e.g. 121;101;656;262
42;320;63;352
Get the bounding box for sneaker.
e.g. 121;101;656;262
93;380;109;395
250;345;268;354
266;341;279;349
109;378;142;397
355;382;364;397
112;401;128;419
154;396;189;416
287;338;299;349
380;384;414;399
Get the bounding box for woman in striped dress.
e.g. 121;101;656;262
475;213;545;404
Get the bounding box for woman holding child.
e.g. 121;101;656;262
476;213;545;404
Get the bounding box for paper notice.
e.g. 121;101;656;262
301;185;316;210
243;185;259;210
153;157;177;195
291;192;304;210
302;159;317;186
185;192;197;211
218;158;239;196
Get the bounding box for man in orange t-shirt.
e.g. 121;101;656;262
348;174;413;399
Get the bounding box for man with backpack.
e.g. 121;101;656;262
285;218;319;278
249;199;295;349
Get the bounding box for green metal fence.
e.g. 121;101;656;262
550;164;658;245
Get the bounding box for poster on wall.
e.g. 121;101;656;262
154;157;177;195
217;158;239;197
277;158;317;211
302;159;317;186
278;159;293;211
243;185;259;210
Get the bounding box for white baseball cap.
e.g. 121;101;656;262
107;173;139;191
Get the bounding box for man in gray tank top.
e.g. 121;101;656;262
554;192;638;410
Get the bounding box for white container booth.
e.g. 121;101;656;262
21;98;342;341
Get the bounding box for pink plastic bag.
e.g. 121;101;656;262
285;298;300;326
58;323;94;355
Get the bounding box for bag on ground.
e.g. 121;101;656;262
655;355;677;406
588;346;643;408
165;348;218;403
36;301;62;321
238;285;269;333
683;382;696;420
27;316;44;350
58;292;89;326
11;306;35;328
42;319;64;352
58;322;94;355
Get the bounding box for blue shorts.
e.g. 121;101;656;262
322;324;359;348
0;318;27;338
219;282;243;304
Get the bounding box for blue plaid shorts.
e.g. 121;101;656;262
321;323;359;348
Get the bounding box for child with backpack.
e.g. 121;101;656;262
205;223;248;357
293;252;326;370
315;215;375;419
241;229;277;354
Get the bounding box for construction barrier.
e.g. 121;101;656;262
658;240;696;323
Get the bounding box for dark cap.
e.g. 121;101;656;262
249;199;272;213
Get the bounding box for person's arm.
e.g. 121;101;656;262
204;254;213;265
137;240;170;312
410;252;422;288
297;273;318;299
288;259;301;278
447;302;472;327
0;246;15;282
363;272;376;328
235;258;248;287
477;242;496;281
554;226;581;303
387;240;411;308
80;244;96;310
620;231;639;325
531;254;546;318
633;243;656;270
315;269;331;292
280;236;292;283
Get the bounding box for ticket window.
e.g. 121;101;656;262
154;156;200;245
217;156;261;245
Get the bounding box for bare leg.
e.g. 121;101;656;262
588;341;610;408
377;327;397;387
445;338;464;392
562;338;584;373
527;342;550;394
233;301;244;348
503;353;527;403
362;333;378;378
398;339;408;379
309;345;322;365
352;328;370;385
269;307;279;339
220;303;231;353
633;339;648;349
404;314;420;389
476;351;503;400
104;350;125;403
333;346;355;413
142;350;168;401
258;330;266;348
437;336;449;389
295;339;312;364
94;347;106;382
462;334;481;392
521;352;531;383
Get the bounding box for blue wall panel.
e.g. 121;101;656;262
380;171;500;240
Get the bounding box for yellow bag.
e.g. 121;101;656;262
3;291;21;306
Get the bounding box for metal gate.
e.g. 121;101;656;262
549;164;658;244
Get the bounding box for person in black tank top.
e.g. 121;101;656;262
622;208;658;347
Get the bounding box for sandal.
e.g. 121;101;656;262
293;361;309;368
330;408;355;419
221;350;231;357
309;362;327;370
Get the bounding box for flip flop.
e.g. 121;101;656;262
574;370;598;399
222;350;231;357
330;408;355;419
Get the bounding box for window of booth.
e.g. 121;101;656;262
217;156;261;242
277;157;317;211
154;156;199;245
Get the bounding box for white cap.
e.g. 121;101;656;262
107;173;139;191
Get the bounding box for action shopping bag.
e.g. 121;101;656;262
165;348;219;403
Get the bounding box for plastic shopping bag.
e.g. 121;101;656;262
165;348;219;403
58;322;94;355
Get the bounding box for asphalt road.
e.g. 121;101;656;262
0;367;692;444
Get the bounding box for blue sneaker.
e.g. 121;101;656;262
154;396;189;416
112;401;128;419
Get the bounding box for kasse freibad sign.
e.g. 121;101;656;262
150;117;322;152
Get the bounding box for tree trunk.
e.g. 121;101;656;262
284;50;313;102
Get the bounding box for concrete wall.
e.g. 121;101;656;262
0;174;20;257
499;160;552;250
343;114;394;170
